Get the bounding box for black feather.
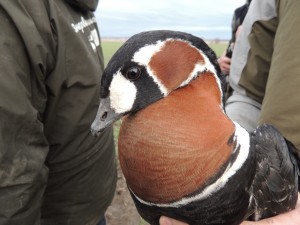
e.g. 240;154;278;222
248;124;299;220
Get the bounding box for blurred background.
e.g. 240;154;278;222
95;0;245;40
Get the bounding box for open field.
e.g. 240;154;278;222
101;39;228;225
102;41;125;66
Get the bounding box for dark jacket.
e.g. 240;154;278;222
0;0;116;224
231;0;251;43
227;0;300;157
226;0;251;58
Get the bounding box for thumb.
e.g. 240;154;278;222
240;221;270;225
241;193;300;225
240;209;300;225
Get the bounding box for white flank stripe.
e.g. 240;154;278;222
131;122;250;208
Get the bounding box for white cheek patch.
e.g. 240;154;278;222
132;41;169;96
110;71;137;114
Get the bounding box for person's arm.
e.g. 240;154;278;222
160;195;300;225
0;4;50;224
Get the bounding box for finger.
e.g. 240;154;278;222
240;220;273;225
240;205;300;225
159;216;188;225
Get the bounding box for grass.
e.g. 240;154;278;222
102;41;124;66
101;40;227;66
209;42;227;57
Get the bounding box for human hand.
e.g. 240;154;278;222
159;216;188;225
240;195;300;225
217;53;231;75
235;25;243;40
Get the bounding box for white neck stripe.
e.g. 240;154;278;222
132;39;222;99
130;122;250;208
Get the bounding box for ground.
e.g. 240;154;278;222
105;162;148;225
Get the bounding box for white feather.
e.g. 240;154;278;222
110;71;137;114
132;40;168;96
131;122;251;208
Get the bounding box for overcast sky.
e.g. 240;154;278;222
95;0;246;40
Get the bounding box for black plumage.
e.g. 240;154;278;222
249;124;299;220
91;30;299;225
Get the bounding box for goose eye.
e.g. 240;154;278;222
126;67;141;81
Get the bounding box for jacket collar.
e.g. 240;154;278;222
65;0;99;12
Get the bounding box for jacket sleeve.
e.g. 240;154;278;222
258;0;300;155
0;2;54;224
225;0;277;131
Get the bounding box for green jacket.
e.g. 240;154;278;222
0;0;116;224
226;0;300;156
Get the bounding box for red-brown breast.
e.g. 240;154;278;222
118;72;235;204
